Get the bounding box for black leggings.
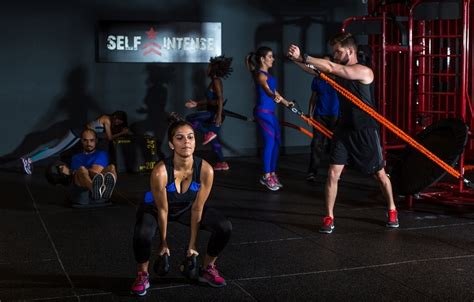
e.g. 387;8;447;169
133;204;232;263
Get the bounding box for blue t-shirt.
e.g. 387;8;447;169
71;150;109;171
311;77;340;116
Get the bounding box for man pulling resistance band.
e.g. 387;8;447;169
288;32;399;233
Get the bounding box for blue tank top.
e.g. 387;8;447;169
143;156;202;217
311;77;340;116
71;118;105;137
206;85;219;113
255;70;276;111
88;119;105;133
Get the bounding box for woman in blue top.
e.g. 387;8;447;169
185;56;233;171
130;114;232;296
245;46;293;191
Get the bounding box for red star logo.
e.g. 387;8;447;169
146;27;157;40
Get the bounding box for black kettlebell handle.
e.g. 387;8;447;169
153;254;170;276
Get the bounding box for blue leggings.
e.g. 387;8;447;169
186;111;224;162
254;110;280;174
25;130;80;163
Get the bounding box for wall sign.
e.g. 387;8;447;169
97;21;222;63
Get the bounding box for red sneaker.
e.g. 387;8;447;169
386;209;399;228
203;132;217;145
213;162;230;171
319;216;335;234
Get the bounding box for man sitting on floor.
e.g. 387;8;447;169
71;128;117;201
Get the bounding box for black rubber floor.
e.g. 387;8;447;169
1;155;473;301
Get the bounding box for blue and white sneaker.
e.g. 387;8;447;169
21;157;33;175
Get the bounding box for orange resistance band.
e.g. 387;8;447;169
300;115;333;138
280;121;314;138
319;72;462;180
283;102;334;138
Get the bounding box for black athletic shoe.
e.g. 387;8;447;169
306;172;317;182
101;172;116;200
91;173;104;200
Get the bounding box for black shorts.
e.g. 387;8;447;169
330;127;384;175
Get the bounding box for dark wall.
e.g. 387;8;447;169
0;0;367;159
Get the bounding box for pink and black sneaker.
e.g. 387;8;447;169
260;175;279;191
130;271;150;296
272;175;283;188
198;264;227;287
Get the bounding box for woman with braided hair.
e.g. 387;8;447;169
185;55;233;171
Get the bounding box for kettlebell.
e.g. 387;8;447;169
153;254;170;276
179;253;199;280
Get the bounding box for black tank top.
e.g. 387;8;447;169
143;156;202;217
336;77;378;130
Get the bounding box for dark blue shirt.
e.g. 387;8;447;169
71;150;109;171
311;77;340;117
206;86;219;113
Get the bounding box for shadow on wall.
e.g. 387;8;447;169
54;65;104;128
0;65;103;165
132;64;176;159
191;64;207;101
188;64;208;148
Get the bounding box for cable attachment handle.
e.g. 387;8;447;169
287;100;304;116
306;64;321;76
463;178;474;189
